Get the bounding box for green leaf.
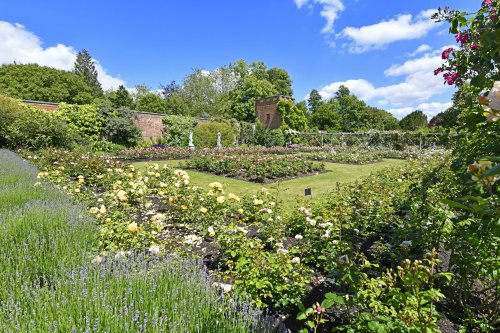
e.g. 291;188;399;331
450;18;459;34
482;164;500;177
296;312;307;320
441;199;471;211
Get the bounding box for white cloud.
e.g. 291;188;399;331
316;46;455;118
408;44;431;56
387;102;452;118
339;9;442;53
0;21;124;90
294;0;345;34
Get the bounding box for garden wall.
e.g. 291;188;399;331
255;95;294;129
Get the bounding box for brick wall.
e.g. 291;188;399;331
134;112;164;139
255;95;294;129
22;100;59;111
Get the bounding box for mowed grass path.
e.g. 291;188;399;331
132;159;405;212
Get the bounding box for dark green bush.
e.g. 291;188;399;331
193;122;235;148
254;122;285;147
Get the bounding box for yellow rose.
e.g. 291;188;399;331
216;196;225;204
127;222;139;232
237;208;244;214
199;207;208;213
228;193;240;202
181;205;188;210
253;198;263;205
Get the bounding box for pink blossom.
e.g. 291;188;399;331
434;67;444;76
471;43;479;50
484;0;492;7
455;32;469;45
441;48;454;60
443;73;458;85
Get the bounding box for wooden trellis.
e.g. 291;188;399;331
292;131;454;149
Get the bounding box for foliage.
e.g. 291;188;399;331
267;67;293;96
277;100;308;132
227;75;277;122
73;49;103;98
307;89;323;114
364;106;400;131
2;103;76;149
0;150;268;332
0;95;23;147
101;107;141;147
193;122;235;148
429;107;461;128
186;152;324;182
109;84;133;108
0;63;94;104
399;110;428;131
310;101;342;131
254;122;285;147
56;102;105;142
163;115;198;146
135;92;166;113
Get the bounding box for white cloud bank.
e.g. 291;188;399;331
0;21;125;90
315;46;455;118
294;0;345;33
339;9;442;53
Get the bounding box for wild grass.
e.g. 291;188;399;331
0;149;270;332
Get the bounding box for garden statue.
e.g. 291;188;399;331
217;132;222;150
188;131;195;150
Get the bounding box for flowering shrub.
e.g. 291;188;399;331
186;153;325;182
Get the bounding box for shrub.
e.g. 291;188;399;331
97;105;141;147
163;115;197;146
56;103;105;142
2;103;76;149
254;122;285;147
193;122;235;148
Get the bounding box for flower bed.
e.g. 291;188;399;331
115;145;326;161
184;153;326;182
20;147;489;331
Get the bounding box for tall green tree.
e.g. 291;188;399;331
307;89;323;113
310;100;342;131
267;67;293;96
399;110;428;131
0;64;94;104
362;107;400;130
73;49;103;98
135;93;166;114
227;76;277;122
110;85;133;109
334;86;367;132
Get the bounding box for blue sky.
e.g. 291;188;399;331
0;0;476;118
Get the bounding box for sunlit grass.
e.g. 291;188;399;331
132;159;405;212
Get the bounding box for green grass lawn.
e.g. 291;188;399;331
132;159;406;212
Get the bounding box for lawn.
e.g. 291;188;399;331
132;159;406;212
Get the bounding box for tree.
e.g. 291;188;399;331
399;110;428;131
131;84;151;102
159;80;180;99
429;107;460;128
0;64;94;104
334;86;367;132
362;107;400;130
307;89;323;113
73;49;103;98
310;100;342;131
135;93;166;114
267;67;293;96
227;76;277;122
110;85;133;108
